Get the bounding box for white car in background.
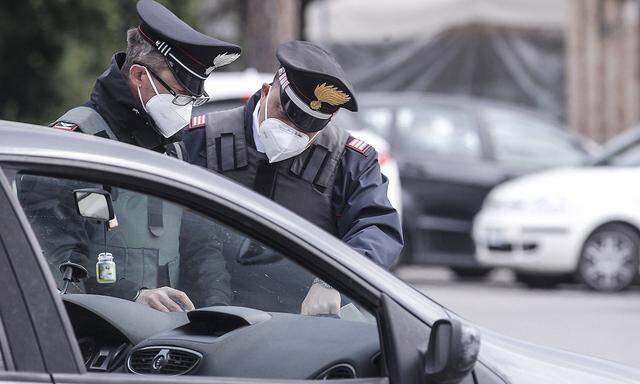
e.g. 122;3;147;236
204;70;403;216
473;126;640;292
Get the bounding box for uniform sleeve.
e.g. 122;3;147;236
179;210;231;307
333;148;404;269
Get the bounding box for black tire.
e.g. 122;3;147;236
577;223;640;292
515;272;563;289
450;267;493;280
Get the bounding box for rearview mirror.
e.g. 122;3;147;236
73;188;115;222
422;318;480;384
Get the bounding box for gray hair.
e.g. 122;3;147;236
121;28;167;78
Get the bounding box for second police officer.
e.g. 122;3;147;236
182;41;404;315
21;0;240;311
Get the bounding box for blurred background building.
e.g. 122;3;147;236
1;0;639;141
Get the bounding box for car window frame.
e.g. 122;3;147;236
2;159;382;307
0;156;406;383
0;167;84;376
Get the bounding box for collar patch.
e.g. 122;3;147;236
188;114;206;130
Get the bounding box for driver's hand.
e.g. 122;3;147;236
135;287;195;312
301;282;341;316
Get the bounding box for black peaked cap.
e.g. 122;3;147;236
276;41;357;114
136;0;241;96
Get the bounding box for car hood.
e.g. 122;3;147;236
479;329;640;384
492;166;640;200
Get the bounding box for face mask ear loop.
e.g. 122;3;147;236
264;86;272;121
258;86;272;135
143;66;161;96
137;85;148;113
304;131;321;150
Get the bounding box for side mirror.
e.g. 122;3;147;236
422;318;481;384
73;188;115;222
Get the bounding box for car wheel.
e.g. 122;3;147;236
577;223;640;292
515;272;563;289
450;267;492;280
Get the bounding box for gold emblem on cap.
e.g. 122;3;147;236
310;83;351;110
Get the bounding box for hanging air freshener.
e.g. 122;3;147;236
96;252;116;283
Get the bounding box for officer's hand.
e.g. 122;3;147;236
301;283;341;316
135;287;195;312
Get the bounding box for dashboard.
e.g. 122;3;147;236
63;294;383;379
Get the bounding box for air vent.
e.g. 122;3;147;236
316;363;357;380
127;346;201;375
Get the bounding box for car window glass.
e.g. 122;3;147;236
395;105;481;158
358;107;393;137
483;108;585;167
13;173;381;378
609;142;640;166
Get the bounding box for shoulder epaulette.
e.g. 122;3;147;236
346;136;372;155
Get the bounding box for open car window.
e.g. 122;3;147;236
11;172;382;379
14;173;376;318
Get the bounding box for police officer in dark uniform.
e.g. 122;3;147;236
181;41;403;315
21;0;241;311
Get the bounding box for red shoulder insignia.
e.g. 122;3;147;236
52;121;79;131
346;137;372;155
188;114;206;130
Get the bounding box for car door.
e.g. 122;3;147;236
0;137;461;384
388;102;501;268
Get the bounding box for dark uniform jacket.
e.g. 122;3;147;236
183;93;403;269
179;93;403;312
19;52;230;307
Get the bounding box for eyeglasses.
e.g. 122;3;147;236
135;63;209;107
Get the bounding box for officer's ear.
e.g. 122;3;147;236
260;83;270;98
129;64;147;89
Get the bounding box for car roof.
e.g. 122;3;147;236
0;120;447;323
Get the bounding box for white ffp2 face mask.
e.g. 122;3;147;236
258;88;315;163
137;67;192;138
